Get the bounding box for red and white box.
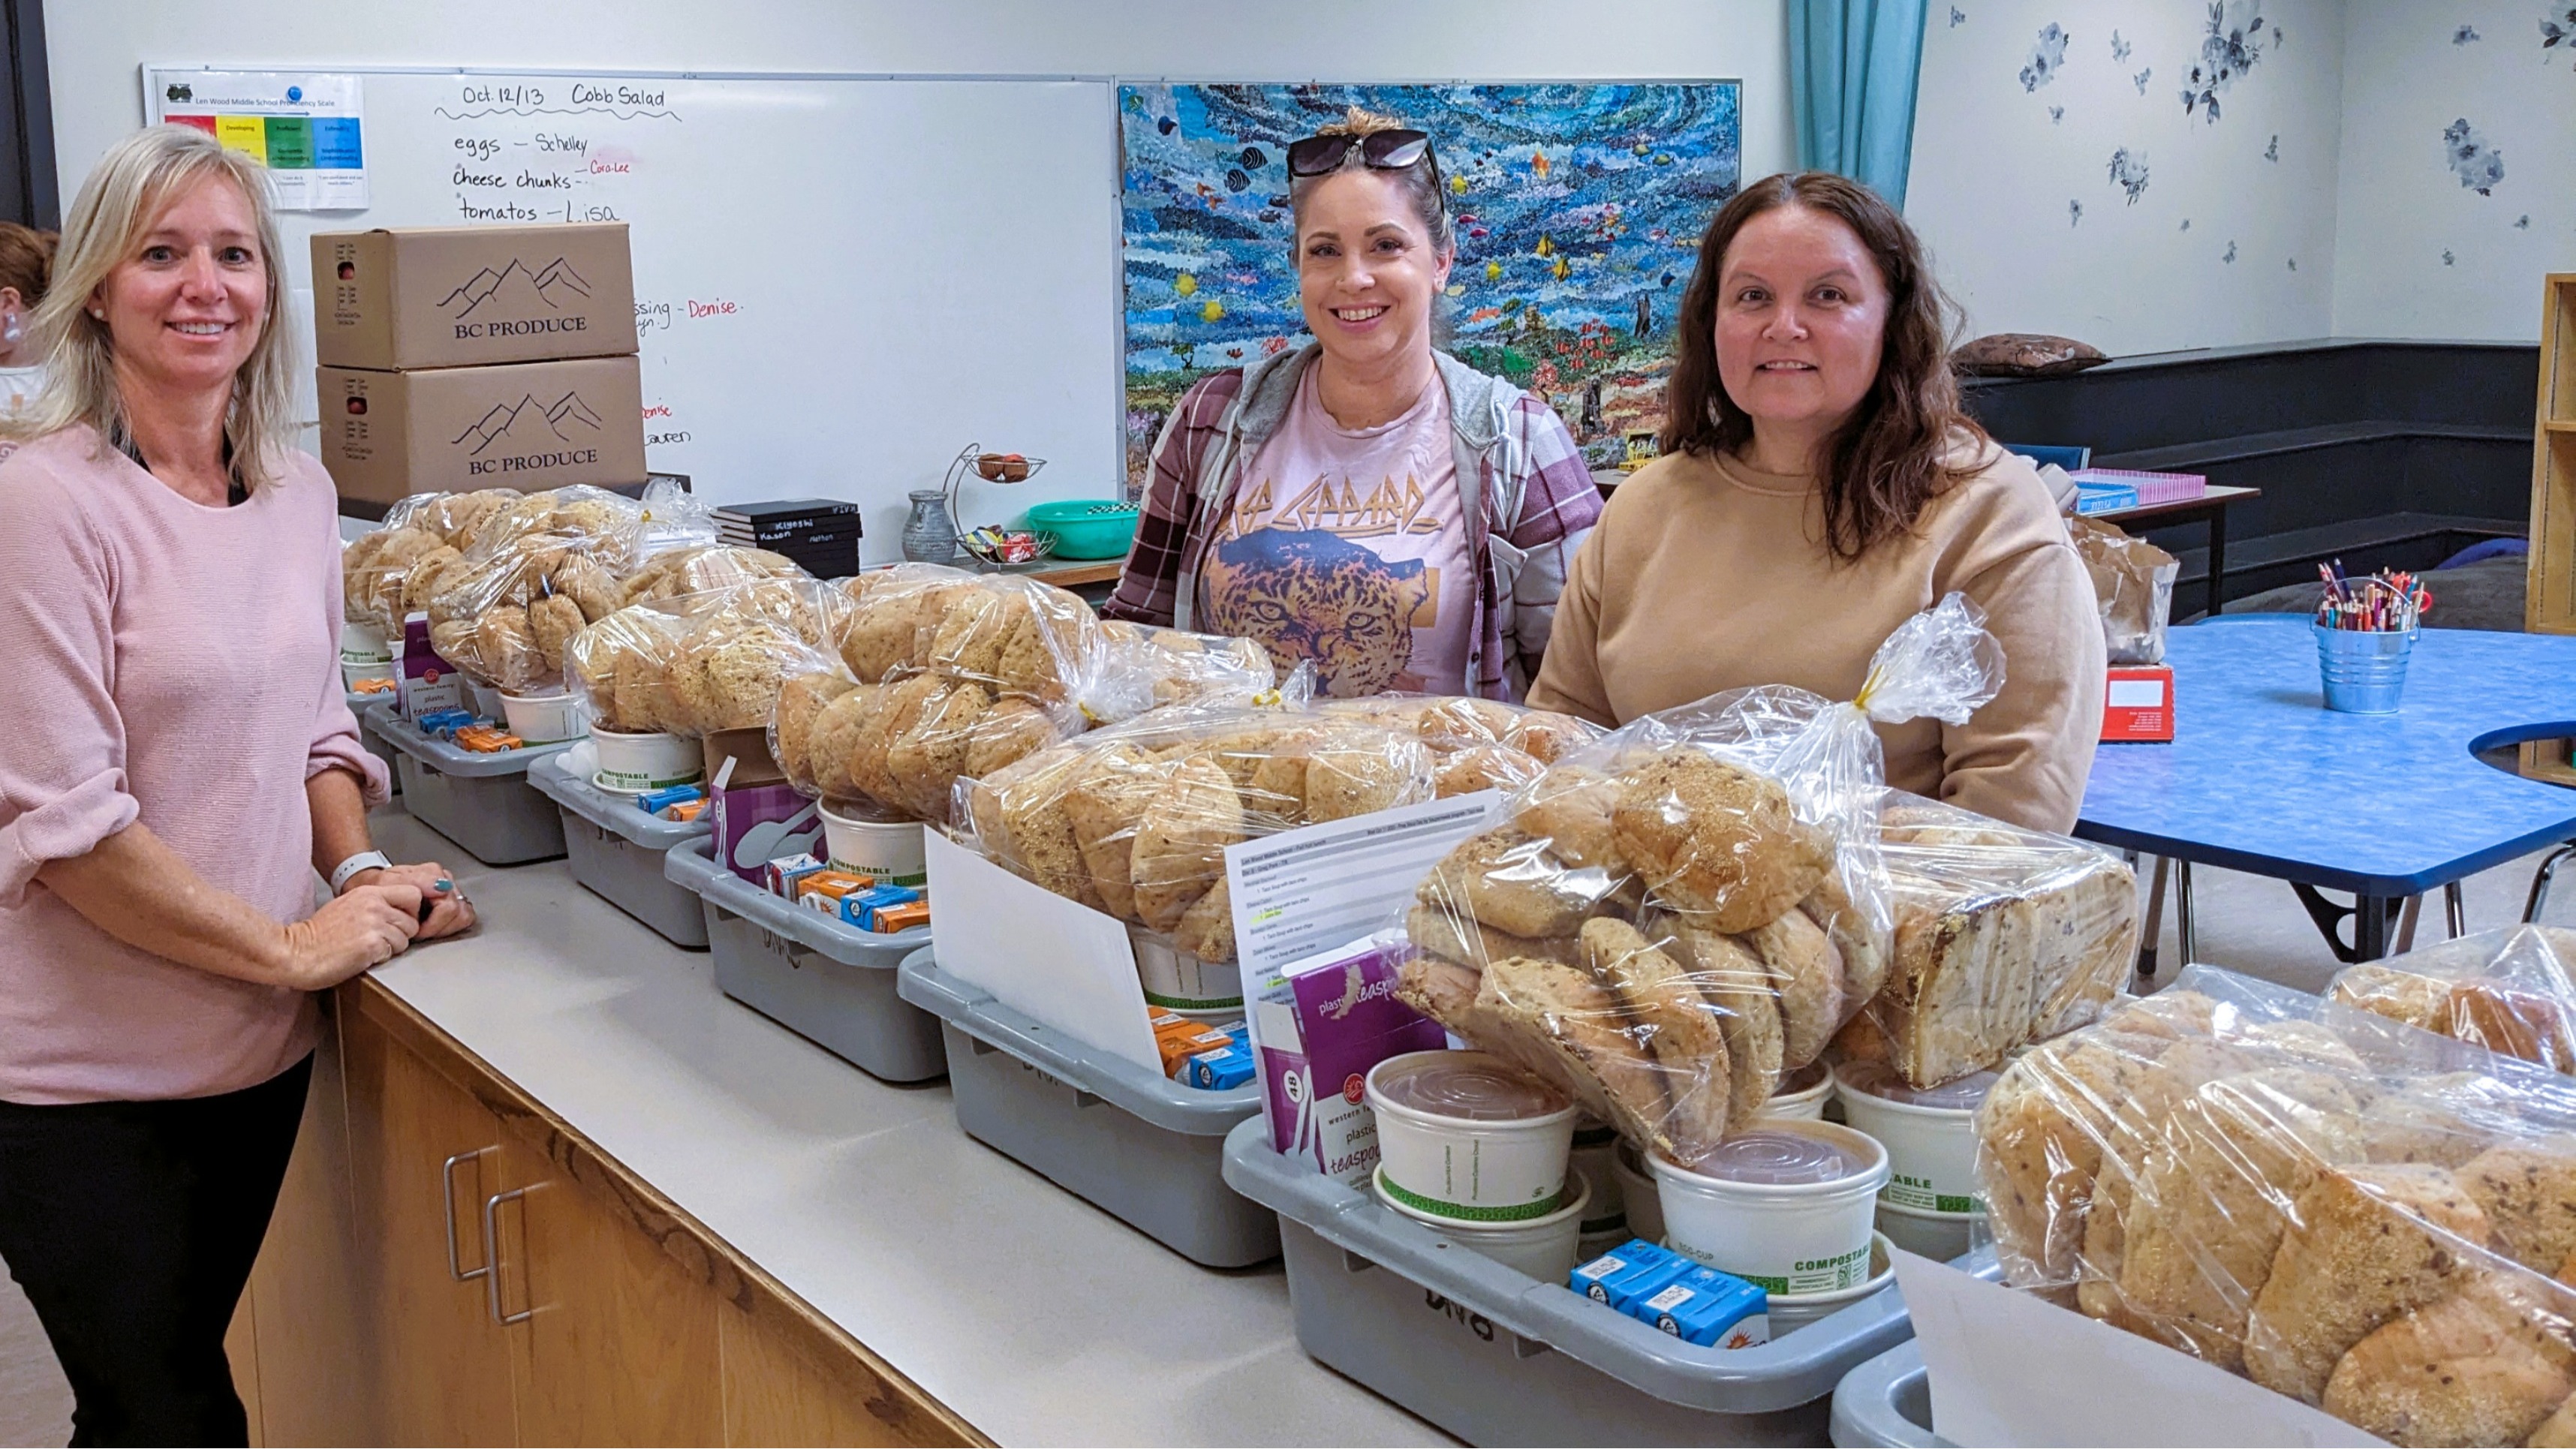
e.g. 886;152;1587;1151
2102;665;2175;742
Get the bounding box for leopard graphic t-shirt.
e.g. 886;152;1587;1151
1199;368;1472;697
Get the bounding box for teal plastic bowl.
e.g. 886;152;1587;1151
1027;499;1140;560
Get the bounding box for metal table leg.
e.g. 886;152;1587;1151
2355;894;2394;960
2445;881;2466;938
2528;845;2576;924
2205;503;2228;619
2292;883;2409;963
2175;860;2197;969
2135;855;2169;989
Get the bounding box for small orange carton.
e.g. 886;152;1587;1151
1154;1021;1237;1078
870;900;931;933
2102;664;2176;743
795;870;875;914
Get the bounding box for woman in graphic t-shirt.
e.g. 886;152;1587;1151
1104;109;1602;700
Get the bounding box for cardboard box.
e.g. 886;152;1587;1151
312;224;638;370
318;356;645;506
2102;664;2176;743
702;726;785;789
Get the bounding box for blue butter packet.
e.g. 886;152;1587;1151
1633;1264;1769;1349
1569;1240;1692;1314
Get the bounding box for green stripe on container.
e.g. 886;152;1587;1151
1142;990;1243;1010
1376;1169;1561;1223
1937;1194;1984;1214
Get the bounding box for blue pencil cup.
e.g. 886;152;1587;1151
2316;624;2415;713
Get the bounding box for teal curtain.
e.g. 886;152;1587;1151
1789;0;1930;209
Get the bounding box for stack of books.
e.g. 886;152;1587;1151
714;499;862;579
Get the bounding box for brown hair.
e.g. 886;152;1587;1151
0;222;55;307
1660;171;1985;561
1286;106;1454;255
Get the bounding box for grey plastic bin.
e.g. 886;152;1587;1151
351;692;402;797
366;702;568;865
897;954;1278;1269
1829;1341;1944;1448
1224;1117;1934;1446
526;753;710;948
664;837;944;1082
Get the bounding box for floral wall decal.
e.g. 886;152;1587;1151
2182;2;2268;122
2108;147;2150;202
2021;23;2071;90
2442;117;2504;194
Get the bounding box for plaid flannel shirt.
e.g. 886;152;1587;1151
1104;346;1602;701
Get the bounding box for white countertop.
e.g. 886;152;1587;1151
366;808;1447;1447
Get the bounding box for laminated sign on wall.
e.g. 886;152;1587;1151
146;69;367;211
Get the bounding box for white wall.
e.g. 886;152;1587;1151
2330;0;2576;341
46;0;1797;204
1903;0;2348;358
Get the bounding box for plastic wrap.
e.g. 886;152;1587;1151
1976;963;2576;1446
1828;792;2141;1089
2069;515;2179;666
565;602;691;735
612;544;809;609
567;579;850;739
2327;925;2576;1073
1092;619;1296;718
1396;595;2009;1166
832;564;1108;708
953;703;1443;960
423;489;656;690
342;488;531;631
1317;694;1606;795
776;670;1077;822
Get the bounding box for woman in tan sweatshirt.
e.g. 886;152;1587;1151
1529;173;2102;831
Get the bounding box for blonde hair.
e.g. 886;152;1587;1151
12;125;297;489
1289;107;1454;255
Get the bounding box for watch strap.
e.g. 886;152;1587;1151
329;850;394;894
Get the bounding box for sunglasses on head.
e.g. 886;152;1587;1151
1286;128;1434;179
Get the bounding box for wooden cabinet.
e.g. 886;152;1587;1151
222;979;980;1447
344;998;520;1445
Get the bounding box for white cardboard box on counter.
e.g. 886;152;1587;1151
1890;1249;2386;1447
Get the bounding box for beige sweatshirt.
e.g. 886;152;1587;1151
1527;441;2104;832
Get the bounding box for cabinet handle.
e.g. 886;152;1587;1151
441;1148;496;1282
483;1188;535;1326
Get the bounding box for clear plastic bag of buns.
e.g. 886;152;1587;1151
564;600;691;736
772;663;1080;824
569;579;850;740
2326;925;2576;1074
342;488;530;633
1976;963;2576;1447
831;564;1107;708
1317;693;1605;798
952;702;1444;965
1825;792;2140;1090
1397;595;2008;1165
612;545;809;609
1088;619;1302;721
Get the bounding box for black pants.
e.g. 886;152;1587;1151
0;1054;311;1447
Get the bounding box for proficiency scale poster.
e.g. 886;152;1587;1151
145;69;367;210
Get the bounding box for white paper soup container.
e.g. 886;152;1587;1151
340;620;394;687
1652;1120;1891;1296
1768;1231;1895;1336
1877;1200;1979;1262
1613;1139;1664;1247
1365;1051;1576;1221
1756;1060;1835;1121
1375;1166;1593;1282
589;725;703;795
1833;1061;1997;1215
818;798;928;886
498;690;591;745
1129;927;1244;1010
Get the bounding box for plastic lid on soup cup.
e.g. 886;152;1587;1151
1366;1050;1572;1125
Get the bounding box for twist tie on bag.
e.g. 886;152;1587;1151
1851;592;2007;728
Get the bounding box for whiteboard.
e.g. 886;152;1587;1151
149;67;1124;561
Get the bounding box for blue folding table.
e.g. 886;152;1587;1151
2077;618;2576;963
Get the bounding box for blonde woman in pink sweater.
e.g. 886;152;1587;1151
0;126;474;1444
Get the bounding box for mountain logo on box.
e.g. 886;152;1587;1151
453;390;605;464
438;257;594;319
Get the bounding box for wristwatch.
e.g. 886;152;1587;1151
329;849;394;894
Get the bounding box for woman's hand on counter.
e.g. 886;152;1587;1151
342;861;477;941
276;881;424;988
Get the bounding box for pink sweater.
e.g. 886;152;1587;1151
0;428;389;1104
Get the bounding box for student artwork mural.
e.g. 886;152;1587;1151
1118;83;1743;490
